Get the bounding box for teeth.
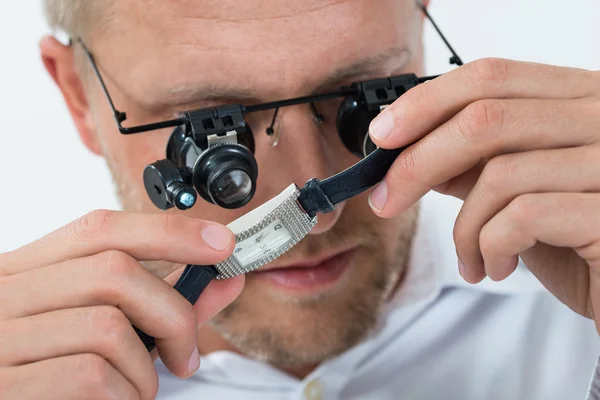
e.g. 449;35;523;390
214;189;318;280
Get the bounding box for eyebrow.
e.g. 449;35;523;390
157;46;411;110
314;46;411;94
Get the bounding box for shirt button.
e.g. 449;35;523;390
304;379;324;400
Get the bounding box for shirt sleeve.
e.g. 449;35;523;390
587;354;600;400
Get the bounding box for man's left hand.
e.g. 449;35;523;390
368;58;600;330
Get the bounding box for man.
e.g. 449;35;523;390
0;0;599;398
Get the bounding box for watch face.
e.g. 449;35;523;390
214;184;318;279
232;218;292;267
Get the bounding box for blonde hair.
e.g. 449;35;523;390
43;0;102;40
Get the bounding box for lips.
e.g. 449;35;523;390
251;248;355;291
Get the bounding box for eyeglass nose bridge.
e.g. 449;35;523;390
258;101;331;148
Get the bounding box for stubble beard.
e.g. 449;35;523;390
208;206;419;369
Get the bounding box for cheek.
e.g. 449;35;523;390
96;121;173;211
356;201;418;259
106;131;168;181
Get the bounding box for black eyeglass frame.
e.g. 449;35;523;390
75;1;463;138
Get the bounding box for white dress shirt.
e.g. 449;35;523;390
155;192;600;399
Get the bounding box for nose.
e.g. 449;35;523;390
253;106;349;235
308;200;345;235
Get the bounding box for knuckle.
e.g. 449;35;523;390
508;194;538;225
91;306;131;351
76;353;114;396
151;213;185;239
480;156;515;194
70;209;117;243
99;250;137;279
84;250;137;303
405;80;432;109
466;57;510;89
168;303;197;340
164;296;198;338
394;146;423;184
577;241;600;268
458;99;507;142
147;214;202;249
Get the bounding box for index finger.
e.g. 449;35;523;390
0;210;234;276
368;58;597;148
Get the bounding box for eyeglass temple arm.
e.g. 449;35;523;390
416;0;464;67
77;38;187;135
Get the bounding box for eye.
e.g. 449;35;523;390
312;98;345;126
244;110;275;137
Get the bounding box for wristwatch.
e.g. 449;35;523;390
136;145;406;351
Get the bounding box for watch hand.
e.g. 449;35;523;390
250;234;265;247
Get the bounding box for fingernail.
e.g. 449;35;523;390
188;348;200;375
369;180;388;212
202;224;233;251
369;111;394;141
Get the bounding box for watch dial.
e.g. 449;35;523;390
233;219;292;267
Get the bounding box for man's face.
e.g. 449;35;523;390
84;0;423;370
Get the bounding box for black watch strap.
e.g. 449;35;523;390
298;147;407;218
134;265;219;352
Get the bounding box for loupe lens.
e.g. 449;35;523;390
211;170;253;206
193;143;258;209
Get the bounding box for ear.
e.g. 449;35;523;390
40;35;102;156
420;0;431;19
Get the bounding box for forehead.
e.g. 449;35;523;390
95;0;419;107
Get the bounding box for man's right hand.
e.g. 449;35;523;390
0;210;244;400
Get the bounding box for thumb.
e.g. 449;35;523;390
165;266;245;324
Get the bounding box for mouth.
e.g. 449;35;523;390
250;246;356;292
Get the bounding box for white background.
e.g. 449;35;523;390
0;0;599;253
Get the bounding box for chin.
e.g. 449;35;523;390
209;244;403;367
